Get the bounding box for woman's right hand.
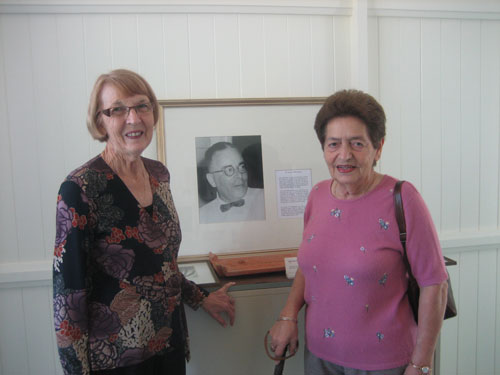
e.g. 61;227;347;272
269;318;299;361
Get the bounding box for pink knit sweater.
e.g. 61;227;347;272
298;175;447;370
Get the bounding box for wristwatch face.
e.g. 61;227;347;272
421;367;431;374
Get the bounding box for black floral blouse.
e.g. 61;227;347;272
53;155;207;375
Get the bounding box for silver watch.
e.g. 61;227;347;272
409;362;432;374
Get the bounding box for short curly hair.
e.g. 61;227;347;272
314;89;386;149
87;69;159;142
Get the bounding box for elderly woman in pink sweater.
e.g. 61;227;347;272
269;90;448;375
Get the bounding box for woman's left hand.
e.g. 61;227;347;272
202;282;236;327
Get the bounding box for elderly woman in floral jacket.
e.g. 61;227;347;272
53;69;235;375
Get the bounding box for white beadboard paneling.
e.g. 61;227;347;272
23;287;58;374
288;15;313;96
0;15;19;264
439;251;460;375
311;15;335;96
214;14;241;98
56;15;93;171
399;18;421;188
367;17;379;96
110;14;139;71
83;15;112;159
188;14;216;98
378;17;401;177
420;19;442;226
263;15;289;97
440;19;461;233
186;287;305;375
84;15;112;93
48;284;63;375
332;16;351;91
0;289;29;374
239;14;266;97
163;14;191;99
3;15;45;262
496;250;500;375
459;20;481;232
476;249;497;375
480;20;500;230
457;251;478;375
29;15;67;259
138;14;166;98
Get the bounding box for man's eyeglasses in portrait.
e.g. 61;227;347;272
209;163;247;177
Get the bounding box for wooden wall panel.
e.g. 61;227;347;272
188;14;217;98
420;19;442;226
457;21;481;234
0;15;20;264
311;16;335;96
3;15;45;262
479;21;500;231
163;14;191;99
110;15;140;72
457;251;479;375
137;15;165;98
288;15;313;96
439;20;461;234
84;15;112;93
239;15;266;97
476;249;497;375
214;15;241;98
56;15;92;173
496;251;500;375
367;16;379;99
439;251;460;375
332;16;350;90
377;17;401;177
399;18;422;189
264;15;289;96
185;288;305;375
459;21;481;232
0;289;29;374
29;15;68;259
23;287;58;374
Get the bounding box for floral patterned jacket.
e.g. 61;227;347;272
53;155;207;375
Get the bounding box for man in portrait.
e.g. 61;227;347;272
198;140;265;224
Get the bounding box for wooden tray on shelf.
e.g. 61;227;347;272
209;250;298;277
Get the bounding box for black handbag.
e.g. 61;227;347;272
394;180;457;324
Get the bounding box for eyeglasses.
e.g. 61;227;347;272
98;102;154;118
208;163;247;177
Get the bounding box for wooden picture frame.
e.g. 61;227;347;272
155;97;327;257
156;97;326;165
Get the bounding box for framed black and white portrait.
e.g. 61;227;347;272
195;135;265;224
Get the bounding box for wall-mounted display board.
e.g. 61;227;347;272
156;98;329;257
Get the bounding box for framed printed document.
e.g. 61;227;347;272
156;97;328;257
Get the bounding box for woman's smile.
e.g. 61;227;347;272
336;164;357;173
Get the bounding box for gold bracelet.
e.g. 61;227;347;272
409;361;432;374
277;316;297;323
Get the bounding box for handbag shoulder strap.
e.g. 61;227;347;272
393;180;414;276
393;180;407;246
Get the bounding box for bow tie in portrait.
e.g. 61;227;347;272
220;199;245;212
